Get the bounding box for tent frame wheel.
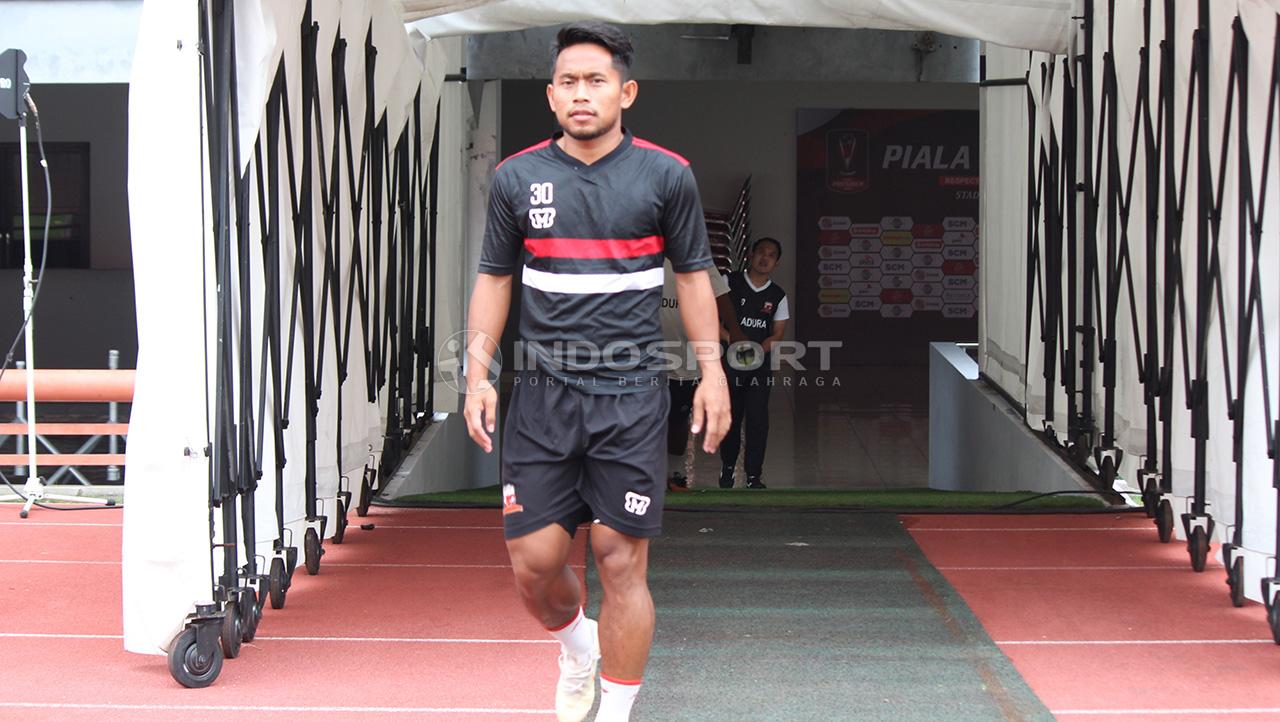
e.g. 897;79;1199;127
268;556;289;610
356;464;375;517
1264;575;1280;644
167;609;224;689
1095;448;1122;488
1068;432;1091;465
1155;499;1174;543
219;599;242;659
1223;545;1245;608
1182;514;1215;572
237;586;260;642
332;496;348;544
304;526;324;575
1138;471;1162;518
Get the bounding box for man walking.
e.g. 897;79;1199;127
462;22;730;722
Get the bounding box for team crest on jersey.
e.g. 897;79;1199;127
762;301;775;315
502;483;524;515
623;491;651;516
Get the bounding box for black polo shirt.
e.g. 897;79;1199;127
479;130;714;392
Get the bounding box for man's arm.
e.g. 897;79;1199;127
463;273;513;453
716;295;747;343
761;319;788;354
675;270;731;452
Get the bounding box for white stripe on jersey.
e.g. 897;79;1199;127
522;266;665;295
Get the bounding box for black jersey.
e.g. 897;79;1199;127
727;272;788;347
479;130;714;392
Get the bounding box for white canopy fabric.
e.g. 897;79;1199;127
404;0;1076;54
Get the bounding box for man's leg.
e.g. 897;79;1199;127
506;523;581;628
743;377;771;485
590;524;652;721
719;374;745;487
666;379;696;489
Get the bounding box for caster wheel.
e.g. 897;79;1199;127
18;509;28;519
1156;499;1174;543
167;627;222;688
285;546;299;579
1270;604;1280;645
1141;479;1159;518
238;591;259;642
1100;457;1117;487
332;499;347;545
304;527;323;576
269;557;287;610
357;470;373;517
1228;556;1245;608
1189;527;1209;572
220;604;242;660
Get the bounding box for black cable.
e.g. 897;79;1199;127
0;94;124;513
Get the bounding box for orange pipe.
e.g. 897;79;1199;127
0;370;135;402
0;453;126;466
0;423;129;435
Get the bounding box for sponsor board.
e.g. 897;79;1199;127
943;216;976;231
913;238;943;252
916;254;945;268
881;303;914;319
819;245;853;260
913;297;945;312
944;275;977;290
819;275;852;289
881;231;914;246
819;303;853;318
881;245;913;261
943;246;976;261
880;289;913;305
818;260;852;275
880;275;911;289
852;254;881;268
912;268;944;283
850;297;882;312
849;223;882;237
819;289;852;304
943;289;977;304
849;268;882;284
942;260;977;276
849;237;883;254
943;231;977;245
943;304;977;318
850;282;882;297
820;230;851;245
912;282;942;297
818;216;852;231
880;216;913;231
881;261;912;275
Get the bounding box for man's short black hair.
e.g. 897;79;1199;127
551;22;635;81
752;237;783;259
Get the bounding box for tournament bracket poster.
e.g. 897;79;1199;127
796;109;979;365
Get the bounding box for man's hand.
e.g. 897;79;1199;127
689;371;731;453
464;381;499;453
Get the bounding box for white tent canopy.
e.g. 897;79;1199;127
403;0;1075;54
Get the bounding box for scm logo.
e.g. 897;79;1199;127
623;492;651;516
529;208;556;230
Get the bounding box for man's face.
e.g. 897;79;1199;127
547;43;637;141
750;243;780;275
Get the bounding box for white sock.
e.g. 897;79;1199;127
546;607;594;658
667;455;683;477
595;676;641;721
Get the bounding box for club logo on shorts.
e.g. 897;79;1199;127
623;492;651;516
502;483;524;516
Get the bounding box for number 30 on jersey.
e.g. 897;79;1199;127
529;182;556;229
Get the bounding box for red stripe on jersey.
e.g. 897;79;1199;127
496;139;552;169
632;137;690;166
525;236;665;259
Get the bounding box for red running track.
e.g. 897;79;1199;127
905;513;1280;721
0;506;588;721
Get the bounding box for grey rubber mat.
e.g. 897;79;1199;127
587;511;1053;722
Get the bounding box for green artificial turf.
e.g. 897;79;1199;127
386;485;1109;511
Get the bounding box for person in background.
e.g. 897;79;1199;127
660;261;743;492
719;237;789;490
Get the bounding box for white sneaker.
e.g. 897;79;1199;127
554;617;599;722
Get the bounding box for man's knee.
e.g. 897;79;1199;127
507;526;572;590
592;531;649;590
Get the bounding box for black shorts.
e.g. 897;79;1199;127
501;373;669;540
